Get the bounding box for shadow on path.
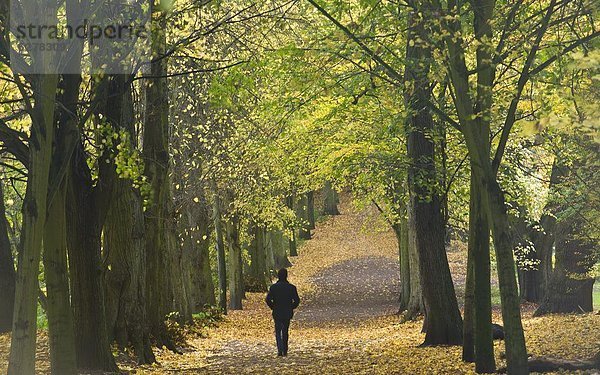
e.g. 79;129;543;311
296;256;400;325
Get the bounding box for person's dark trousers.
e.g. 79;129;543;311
274;319;290;355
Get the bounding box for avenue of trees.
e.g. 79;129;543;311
0;0;598;374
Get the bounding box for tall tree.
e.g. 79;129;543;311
143;2;179;342
404;8;462;345
9;74;58;374
323;181;340;215
213;184;228;313
42;183;77;374
226;212;243;310
0;180;16;333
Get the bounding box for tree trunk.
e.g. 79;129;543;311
404;10;462;346
43;183;77;374
521;161;562;303
527;212;555;302
403;200;423;320
462;240;475;362
307;191;316;230
103;177;155;364
535;216;595;315
265;229;276;276
288;229;298;257
394;216;411;313
470;171;495;373
478;168;528;373
0;180;15;333
9;74;58;375
226;214;243;310
271;229;292;270
66;143;118;372
144;7;180;340
247;224;269;292
444;0;529;368
298;194;311;240
212;185;227;313
323;181;340;215
182;199;216;311
286;195;299;256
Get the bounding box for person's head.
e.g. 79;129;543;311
277;268;288;281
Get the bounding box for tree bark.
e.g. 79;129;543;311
144;7;181;339
307;191;316;230
182;198;216;311
404;9;462;346
43;183;77;374
247;224;269;292
271;229;292;270
103;178;155;364
462;240;475;362
535;217;595;315
9;74;58;375
471;171;495;373
226;214;243;310
212;185;227;313
286;195;299;256
323;181;340;215
66;140;118;372
394;216;411;312
520;161;562;303
0;180;15;333
298;194;311;240
444;0;529;370
403;200;423;321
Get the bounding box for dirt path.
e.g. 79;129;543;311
298;256;400;324
2;194;598;374
194;196;403;374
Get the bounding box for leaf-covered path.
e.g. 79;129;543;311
169;195;408;374
130;196;599;374
2;196;598;374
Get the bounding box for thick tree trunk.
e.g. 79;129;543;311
265;229;276;276
212;186;227;313
144;8;181;339
535;217;595;315
43;183;77;374
520;161;562;303
0;180;15;333
271;229;292;270
182;200;216;311
404;10;462;346
525;212;555;303
66;144;117;372
103;178;155;364
226;214;243;310
247;225;269;292
9;74;58;375
323;181;340;215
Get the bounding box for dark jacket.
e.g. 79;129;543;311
265;280;300;320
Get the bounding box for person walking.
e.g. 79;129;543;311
265;268;300;356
